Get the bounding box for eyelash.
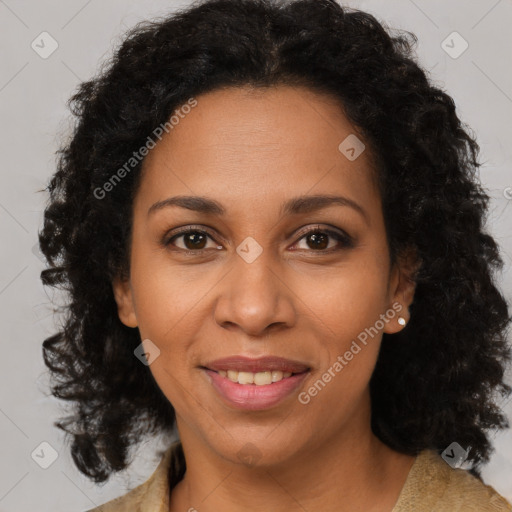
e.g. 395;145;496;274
162;224;354;256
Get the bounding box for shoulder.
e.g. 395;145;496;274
393;449;512;512
84;482;147;512
84;443;179;512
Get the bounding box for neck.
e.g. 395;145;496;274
169;400;416;512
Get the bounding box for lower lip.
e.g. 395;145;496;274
203;369;309;411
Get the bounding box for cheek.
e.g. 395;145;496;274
297;269;387;422
293;254;390;401
129;243;213;340
294;254;389;342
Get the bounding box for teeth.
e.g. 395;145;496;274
238;371;254;385
254;371;272;385
220;369;295;385
272;370;283;382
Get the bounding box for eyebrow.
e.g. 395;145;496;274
147;194;369;224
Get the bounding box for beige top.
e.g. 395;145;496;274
87;442;512;512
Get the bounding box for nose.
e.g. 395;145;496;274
213;251;297;338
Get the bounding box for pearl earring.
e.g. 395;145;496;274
398;317;406;326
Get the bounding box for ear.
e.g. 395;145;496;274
384;246;421;334
112;275;138;328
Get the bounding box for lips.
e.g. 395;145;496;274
203;355;310;374
201;355;311;410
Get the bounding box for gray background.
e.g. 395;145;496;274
0;0;511;510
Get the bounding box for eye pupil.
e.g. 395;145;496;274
185;232;207;250
307;232;328;250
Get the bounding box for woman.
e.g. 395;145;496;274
38;0;512;510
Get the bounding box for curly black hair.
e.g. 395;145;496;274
38;0;512;483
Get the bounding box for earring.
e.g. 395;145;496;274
397;316;406;326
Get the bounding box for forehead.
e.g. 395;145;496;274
136;85;380;218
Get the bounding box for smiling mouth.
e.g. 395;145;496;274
201;356;311;410
201;355;311;387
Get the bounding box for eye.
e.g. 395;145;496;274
291;225;354;253
163;226;221;254
162;224;354;255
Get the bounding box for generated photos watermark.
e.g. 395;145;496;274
93;97;198;200
298;301;403;405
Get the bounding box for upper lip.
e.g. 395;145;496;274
203;356;310;374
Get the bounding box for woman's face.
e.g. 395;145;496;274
113;85;416;466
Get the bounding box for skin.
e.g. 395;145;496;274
112;85;420;512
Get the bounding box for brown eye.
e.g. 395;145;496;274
163;224;354;256
293;226;354;252
179;231;208;250
305;231;329;250
164;227;220;253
